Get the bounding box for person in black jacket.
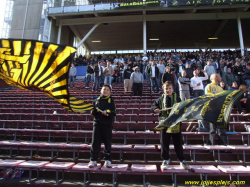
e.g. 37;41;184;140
151;81;190;170
146;60;160;93
88;84;116;168
85;63;94;88
123;65;132;92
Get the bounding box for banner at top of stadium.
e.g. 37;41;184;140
115;0;249;7
168;0;249;6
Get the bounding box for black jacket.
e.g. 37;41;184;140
94;65;103;77
124;69;132;79
92;95;116;126
146;65;159;77
87;66;94;74
162;72;176;84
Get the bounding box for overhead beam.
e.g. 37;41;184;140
205;19;228;50
56;12;250;26
69;25;90;52
243;5;250;11
76;23;100;49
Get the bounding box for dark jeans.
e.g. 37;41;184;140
90;125;112;161
160;130;185;161
193;90;204;98
85;74;91;87
209;123;227;145
150;77;159;92
68;76;76;87
92;76;101;92
133;83;143;96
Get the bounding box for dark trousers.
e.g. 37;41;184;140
133;83;143;96
160;130;185;161
193;90;204;98
90;125;112;161
209;123;227;145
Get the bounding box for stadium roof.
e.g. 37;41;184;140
49;3;250;51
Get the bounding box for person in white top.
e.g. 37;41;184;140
190;69;208;97
157;60;165;88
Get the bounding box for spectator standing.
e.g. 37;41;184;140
130;66;144;96
112;66;120;86
190;70;208;97
222;68;235;89
68;63;77;88
146;60;160;93
204;60;216;79
151;81;191;170
157;60;166;88
123;65;132;92
185;63;193;79
178;70;191;101
162;66;176;86
104;61;114;87
233;61;244;86
88;84;116;168
92;61;103;92
85;63;94;88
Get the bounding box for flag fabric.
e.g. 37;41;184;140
0;39;93;113
155;90;246;130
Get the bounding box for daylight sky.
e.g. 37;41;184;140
0;0;7;38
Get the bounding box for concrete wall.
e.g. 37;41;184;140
49;20;74;46
60;26;74;46
10;0;43;40
49;19;58;44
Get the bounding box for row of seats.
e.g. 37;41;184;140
0;159;249;186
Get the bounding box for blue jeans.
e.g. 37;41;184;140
120;73;123;82
68;76;75;87
158;73;163;88
85;74;91;87
104;75;112;86
150;77;159;92
143;70;150;87
92;76;101;92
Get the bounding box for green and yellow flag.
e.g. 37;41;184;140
155;90;246;130
0;39;93;113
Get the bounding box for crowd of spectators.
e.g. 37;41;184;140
72;50;250;112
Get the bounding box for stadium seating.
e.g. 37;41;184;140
0;82;249;186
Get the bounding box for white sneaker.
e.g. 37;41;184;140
180;161;191;170
104;160;112;168
88;161;97;168
161;160;170;170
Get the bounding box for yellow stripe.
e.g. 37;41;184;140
51;89;67;96
70;104;92;109
13;41;22;56
2;62;9;77
30;44;58;85
25;42;43;86
21;41;32;86
2;40;10;48
45;79;67;91
39;60;69;87
36;46;75;87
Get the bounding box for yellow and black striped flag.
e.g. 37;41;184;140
0;39;93;113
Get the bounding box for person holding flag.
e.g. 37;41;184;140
204;73;228;146
88;84;116;168
151;81;190;170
